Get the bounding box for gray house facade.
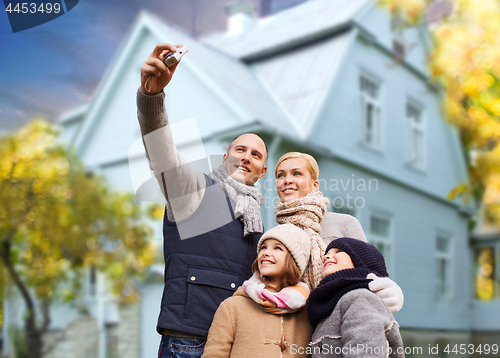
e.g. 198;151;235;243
5;1;499;357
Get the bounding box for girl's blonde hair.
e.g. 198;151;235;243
275;152;319;181
251;242;302;292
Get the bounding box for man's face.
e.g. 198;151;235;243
223;133;267;185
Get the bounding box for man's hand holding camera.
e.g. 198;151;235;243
140;43;183;95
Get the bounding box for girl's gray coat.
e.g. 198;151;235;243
310;288;404;358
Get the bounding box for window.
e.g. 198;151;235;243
393;38;405;58
435;234;452;299
90;266;97;296
369;214;392;273
83;265;97;298
390;11;406;58
360;74;382;148
475;245;500;301
407;102;425;168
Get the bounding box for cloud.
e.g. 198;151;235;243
0;80;87;130
0;0;237;132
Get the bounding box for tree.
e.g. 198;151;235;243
0;120;157;358
380;0;500;226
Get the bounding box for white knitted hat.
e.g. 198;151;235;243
257;224;311;275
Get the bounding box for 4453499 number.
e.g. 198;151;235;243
444;344;499;355
6;3;61;14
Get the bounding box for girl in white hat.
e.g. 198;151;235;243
202;224;313;358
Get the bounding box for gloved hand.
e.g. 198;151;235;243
367;273;404;313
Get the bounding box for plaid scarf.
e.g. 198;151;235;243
275;191;329;289
243;274;310;314
209;165;264;236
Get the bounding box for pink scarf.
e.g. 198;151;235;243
275;191;329;289
242;274;310;314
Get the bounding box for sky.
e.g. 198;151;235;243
0;0;255;132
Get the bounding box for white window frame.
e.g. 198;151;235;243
406;101;426;169
360;73;382;149
435;233;453;300
80;265;98;301
368;212;392;275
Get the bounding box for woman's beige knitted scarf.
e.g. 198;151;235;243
275;191;329;289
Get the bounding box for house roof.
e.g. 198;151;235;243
251;29;355;135
69;10;304;156
59;104;89;125
67;0;377;153
145;13;301;139
202;0;369;60
199;0;371;136
60;1;469;210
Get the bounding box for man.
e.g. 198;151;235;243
137;43;403;357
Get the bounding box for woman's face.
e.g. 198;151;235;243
258;239;289;280
275;158;319;202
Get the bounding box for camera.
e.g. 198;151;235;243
162;45;189;67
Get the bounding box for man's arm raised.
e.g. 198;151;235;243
140;43;180;96
138;43;182;135
137;43;206;222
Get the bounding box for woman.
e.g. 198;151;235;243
274;152;367;289
275;152;367;244
202;224;313;358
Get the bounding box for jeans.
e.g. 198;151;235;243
158;335;206;358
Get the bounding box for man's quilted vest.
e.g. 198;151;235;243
157;175;261;337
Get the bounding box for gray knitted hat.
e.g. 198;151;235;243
257;224;311;275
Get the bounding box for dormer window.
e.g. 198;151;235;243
391;11;406;59
393;38;405;58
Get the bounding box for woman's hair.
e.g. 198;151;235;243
275;152;319;181
251;242;302;292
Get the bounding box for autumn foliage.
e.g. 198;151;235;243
381;0;500;225
0;120;156;357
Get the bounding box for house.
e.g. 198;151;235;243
6;0;498;357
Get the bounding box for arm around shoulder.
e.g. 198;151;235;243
321;212;367;244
